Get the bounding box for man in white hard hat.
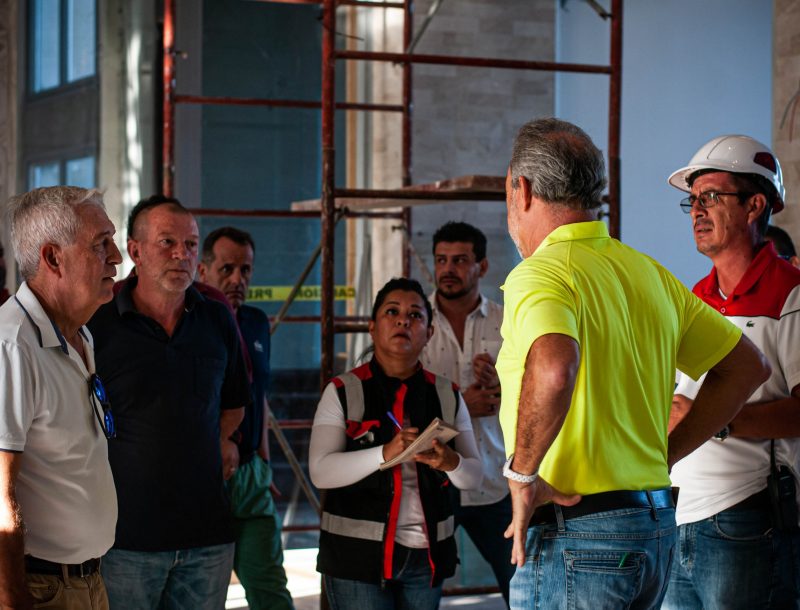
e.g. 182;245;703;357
664;135;800;609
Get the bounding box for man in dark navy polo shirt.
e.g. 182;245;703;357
89;197;250;610
198;226;293;610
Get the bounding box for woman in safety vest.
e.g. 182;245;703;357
310;277;483;609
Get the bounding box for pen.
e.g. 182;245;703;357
386;411;402;430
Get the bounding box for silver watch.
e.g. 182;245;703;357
503;454;538;484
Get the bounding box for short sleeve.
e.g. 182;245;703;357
675;287;741;381
0;342;36;451
504;260;579;356
778;286;800;392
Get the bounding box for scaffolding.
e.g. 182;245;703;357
160;0;623;598
161;0;623;385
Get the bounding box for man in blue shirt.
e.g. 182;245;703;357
199;226;293;610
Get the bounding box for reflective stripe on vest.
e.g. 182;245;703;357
321;511;385;542
436;516;455;542
338;370;457;426
338;371;366;421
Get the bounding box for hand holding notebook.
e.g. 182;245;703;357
379;417;460;470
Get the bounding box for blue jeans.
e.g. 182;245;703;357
101;544;234;610
510;506;676;610
662;505;799;609
454;492;515;604
324;545;442;610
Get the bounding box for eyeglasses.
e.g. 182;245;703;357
679;191;753;214
89;374;116;439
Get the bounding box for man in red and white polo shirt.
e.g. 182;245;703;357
664;135;800;609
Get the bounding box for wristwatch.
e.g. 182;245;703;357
503;454;538;484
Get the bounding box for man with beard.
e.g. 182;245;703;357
88;196;250;610
664;136;800;609
420;221;513;605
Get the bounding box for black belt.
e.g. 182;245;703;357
25;556;101;578
530;488;674;526
725;488;770;512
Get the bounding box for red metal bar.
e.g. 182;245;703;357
254;0;405;6
269;315;370;323
162;0;176;196
336;49;613;75
401;0;413;277
320;0;336;389
334;322;369;333
607;0;623;239
186;208;403;219
335;187;505;201
339;0;404;6
174;94;404;113
272;419;314;429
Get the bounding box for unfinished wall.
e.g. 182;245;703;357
774;0;800;241
0;0;18;290
408;0;555;301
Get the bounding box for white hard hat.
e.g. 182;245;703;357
667;135;785;213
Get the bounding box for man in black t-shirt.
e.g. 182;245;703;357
89;196;250;610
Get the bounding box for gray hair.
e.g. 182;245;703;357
7;186;106;280
510;117;607;210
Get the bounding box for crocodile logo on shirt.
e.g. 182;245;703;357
746;321;754;328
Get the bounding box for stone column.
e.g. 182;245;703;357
773;0;800;240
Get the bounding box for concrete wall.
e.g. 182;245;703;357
773;0;800;242
557;0;773;288
0;0;19;291
408;0;556;302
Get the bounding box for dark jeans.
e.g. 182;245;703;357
662;504;799;609
324;544;442;610
453;492;515;605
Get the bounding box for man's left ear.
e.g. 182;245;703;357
748;194;769;225
426;324;434;341
197;263;207;282
478;258;488;278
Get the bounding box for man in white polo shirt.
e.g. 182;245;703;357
420;221;514;605
0;187;121;609
665;136;800;608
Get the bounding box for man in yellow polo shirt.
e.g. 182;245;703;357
497;117;771;609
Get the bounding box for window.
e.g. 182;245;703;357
30;0;96;93
29;156;96;189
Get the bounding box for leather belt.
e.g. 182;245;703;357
25;556;101;578
530;488;674;526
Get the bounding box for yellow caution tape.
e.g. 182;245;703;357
246;285;356;302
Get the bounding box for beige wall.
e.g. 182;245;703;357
773;0;800;242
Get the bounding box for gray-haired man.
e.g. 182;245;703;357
498;118;770;609
0;187;121;609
